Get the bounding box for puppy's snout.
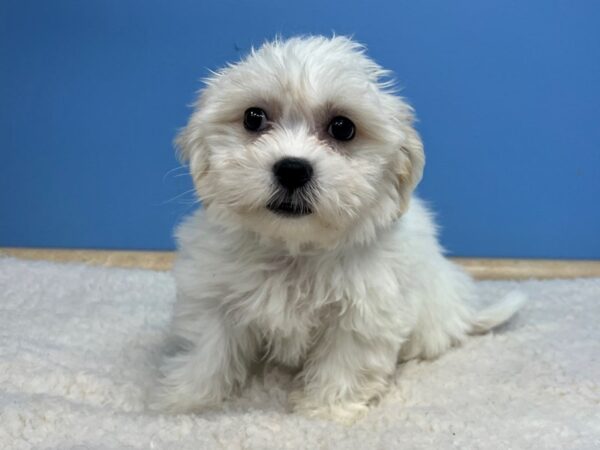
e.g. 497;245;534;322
273;157;313;191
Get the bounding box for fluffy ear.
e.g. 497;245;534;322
174;120;198;163
174;110;210;185
174;124;193;163
394;120;425;214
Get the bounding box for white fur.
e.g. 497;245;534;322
151;36;525;422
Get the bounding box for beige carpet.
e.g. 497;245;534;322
1;257;598;449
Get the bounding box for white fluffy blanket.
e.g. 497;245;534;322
1;258;598;449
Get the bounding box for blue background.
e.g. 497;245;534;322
1;0;599;258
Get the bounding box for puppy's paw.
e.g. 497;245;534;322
147;381;222;414
399;332;456;361
289;390;370;424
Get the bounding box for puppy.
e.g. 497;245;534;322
152;36;525;422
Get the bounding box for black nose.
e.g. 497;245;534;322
273;157;313;191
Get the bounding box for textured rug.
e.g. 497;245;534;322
0;257;598;449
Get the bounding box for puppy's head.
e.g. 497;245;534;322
177;36;424;250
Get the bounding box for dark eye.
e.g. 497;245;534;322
244;107;268;132
327;116;355;141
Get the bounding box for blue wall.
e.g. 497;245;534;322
1;0;599;258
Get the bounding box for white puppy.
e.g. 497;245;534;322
152;36;525;422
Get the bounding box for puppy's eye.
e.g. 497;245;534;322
244;107;268;132
327;116;355;141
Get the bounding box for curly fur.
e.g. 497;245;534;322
151;36;525;423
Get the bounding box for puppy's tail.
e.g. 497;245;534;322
470;291;527;334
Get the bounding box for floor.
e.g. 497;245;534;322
1;257;599;449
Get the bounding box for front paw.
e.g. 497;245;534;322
289;390;370;424
148;384;219;414
148;371;226;414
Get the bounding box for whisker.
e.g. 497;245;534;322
160;188;198;205
162;165;190;182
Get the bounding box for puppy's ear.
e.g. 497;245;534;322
393;118;425;214
174;125;192;163
174;108;210;183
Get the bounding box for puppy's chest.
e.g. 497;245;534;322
226;257;336;360
234;262;328;323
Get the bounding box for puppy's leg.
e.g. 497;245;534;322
399;258;475;361
399;257;524;361
292;308;406;423
150;302;255;413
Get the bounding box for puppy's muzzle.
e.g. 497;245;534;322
267;157;314;217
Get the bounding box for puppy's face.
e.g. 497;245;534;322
177;37;424;250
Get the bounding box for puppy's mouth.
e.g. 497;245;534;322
266;200;313;217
